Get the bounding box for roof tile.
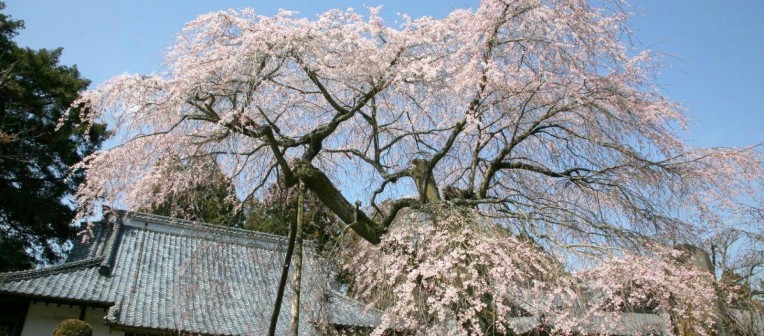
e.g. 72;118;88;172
0;210;379;335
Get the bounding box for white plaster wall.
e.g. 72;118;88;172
21;302;123;336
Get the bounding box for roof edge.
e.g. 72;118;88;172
110;208;316;248
0;257;104;283
104;301;240;336
326;288;382;327
99;216;124;276
0;292;114;308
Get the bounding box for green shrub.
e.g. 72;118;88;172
52;319;92;336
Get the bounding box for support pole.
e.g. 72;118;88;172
289;181;306;336
267;181;300;336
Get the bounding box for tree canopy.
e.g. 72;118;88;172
72;0;763;334
0;3;107;271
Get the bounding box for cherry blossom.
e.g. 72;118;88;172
68;0;763;334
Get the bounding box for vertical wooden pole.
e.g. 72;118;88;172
289;181;306;336
267;181;300;336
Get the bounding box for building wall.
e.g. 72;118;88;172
21;302;123;336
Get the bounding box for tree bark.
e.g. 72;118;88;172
411;158;441;203
289;181;305;336
295;161;382;244
294;159;441;244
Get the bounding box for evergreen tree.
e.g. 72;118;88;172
0;3;107;271
243;176;341;250
142;157;242;226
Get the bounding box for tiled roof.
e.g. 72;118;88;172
573;312;668;335
479;312;667;335
0;257;111;305
6;209;747;336
507;288;669;335
0;210;379;335
326;289;380;327
729;308;764;334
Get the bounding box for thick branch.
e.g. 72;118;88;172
379;198;418;229
497;161;592;179
298;72;382;161
411;158;441;203
294;161;382;244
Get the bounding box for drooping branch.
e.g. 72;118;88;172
497;161;593;179
299;70;385;162
477;105;571;198
370;168;413;210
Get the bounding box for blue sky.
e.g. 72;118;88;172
5;0;763;148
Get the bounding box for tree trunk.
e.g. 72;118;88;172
411;158;441;203
289;181;305;336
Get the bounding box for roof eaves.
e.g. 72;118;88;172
0;292;114;308
0;257;104;283
104;301;240;336
113;209;317;248
326;288;382;327
98;218;124;276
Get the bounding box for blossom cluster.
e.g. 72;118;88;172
343;205;720;336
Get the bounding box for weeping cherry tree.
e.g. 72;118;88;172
69;0;763;334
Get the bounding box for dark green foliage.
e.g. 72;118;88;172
52;319;93;336
143;157;243;226
0;3;107;271
244;178;341;251
0;236;32;270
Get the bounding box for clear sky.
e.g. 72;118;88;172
4;0;763;148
